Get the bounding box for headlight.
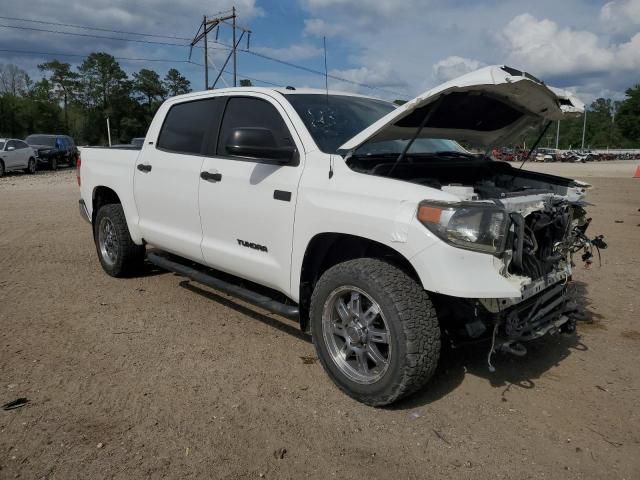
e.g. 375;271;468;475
417;201;509;254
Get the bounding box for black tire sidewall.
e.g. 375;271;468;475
310;265;410;403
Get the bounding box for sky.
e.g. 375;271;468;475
1;0;639;104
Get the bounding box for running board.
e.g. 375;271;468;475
147;252;300;320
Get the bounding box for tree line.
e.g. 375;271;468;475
0;52;192;145
1;51;639;148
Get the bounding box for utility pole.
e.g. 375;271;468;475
232;6;237;87
203;15;208;89
189;9;242;90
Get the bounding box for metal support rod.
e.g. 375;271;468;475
518;121;552;170
106;117;111;147
581;110;587;151
556;120;560;149
232;6;237;87
212;31;245;89
203;16;208;90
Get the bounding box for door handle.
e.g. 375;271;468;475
137;164;152;173
200;171;222;182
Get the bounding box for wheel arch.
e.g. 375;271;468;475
92;186;122;224
298;232;421;333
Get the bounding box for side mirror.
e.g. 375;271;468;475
7;146;15;151
225;127;297;164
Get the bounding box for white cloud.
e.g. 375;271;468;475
501;14;615;76
304;0;423;18
616;33;640;69
327;61;408;97
600;0;640;33
254;43;323;61
432;56;483;82
303;18;345;37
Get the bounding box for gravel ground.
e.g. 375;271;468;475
1;162;639;479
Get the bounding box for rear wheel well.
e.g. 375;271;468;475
92;186;121;224
298;233;421;332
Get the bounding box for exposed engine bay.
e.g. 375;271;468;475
347;154;588;201
348;153;607;365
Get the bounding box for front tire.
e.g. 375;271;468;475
94;204;145;277
0;160;4;177
50;157;58;171
310;258;440;406
25;157;36;174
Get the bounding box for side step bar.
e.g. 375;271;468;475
147;252;300;320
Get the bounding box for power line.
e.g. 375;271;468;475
0;15;192;41
240;48;407;97
0;48;196;63
0;16;410;97
0;48;283;87
0;23;231;50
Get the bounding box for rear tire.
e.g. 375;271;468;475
25;157;36;174
310;258;440;406
94;204;145;277
0;160;4;177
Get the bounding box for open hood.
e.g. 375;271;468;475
338;65;584;154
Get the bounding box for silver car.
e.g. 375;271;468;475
0;138;37;176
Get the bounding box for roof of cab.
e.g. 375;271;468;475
166;86;384;103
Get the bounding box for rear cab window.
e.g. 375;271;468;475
157;98;223;155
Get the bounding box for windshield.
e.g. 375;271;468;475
285;94;465;155
285;94;394;154
25;135;56;147
0;142;4;150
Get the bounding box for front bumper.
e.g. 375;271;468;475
499;281;571;341
79;199;91;224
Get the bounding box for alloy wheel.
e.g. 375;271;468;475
321;286;392;384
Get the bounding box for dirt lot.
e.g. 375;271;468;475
1;161;639;479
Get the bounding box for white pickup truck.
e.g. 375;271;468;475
78;65;600;406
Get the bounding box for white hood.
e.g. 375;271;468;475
338;65;584;154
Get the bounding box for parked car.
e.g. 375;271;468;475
78;65;599;406
0;138;37;176
25;134;78;170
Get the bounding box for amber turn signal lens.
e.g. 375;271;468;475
417;205;442;224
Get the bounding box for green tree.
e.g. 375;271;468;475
616;84;640;144
133;68;166;110
38;60;79;132
164;68;191;97
78;52;129;110
239;79;253;87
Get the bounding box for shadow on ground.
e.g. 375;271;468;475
165;268;604;410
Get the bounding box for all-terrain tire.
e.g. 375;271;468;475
310;258;440;406
94;203;145;277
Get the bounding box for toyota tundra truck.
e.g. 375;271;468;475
78;65;601;406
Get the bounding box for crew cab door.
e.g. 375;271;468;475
134;98;223;261
199;94;304;294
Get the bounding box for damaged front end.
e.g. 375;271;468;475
472;194;606;364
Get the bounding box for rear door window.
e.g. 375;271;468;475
157;98;223;155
